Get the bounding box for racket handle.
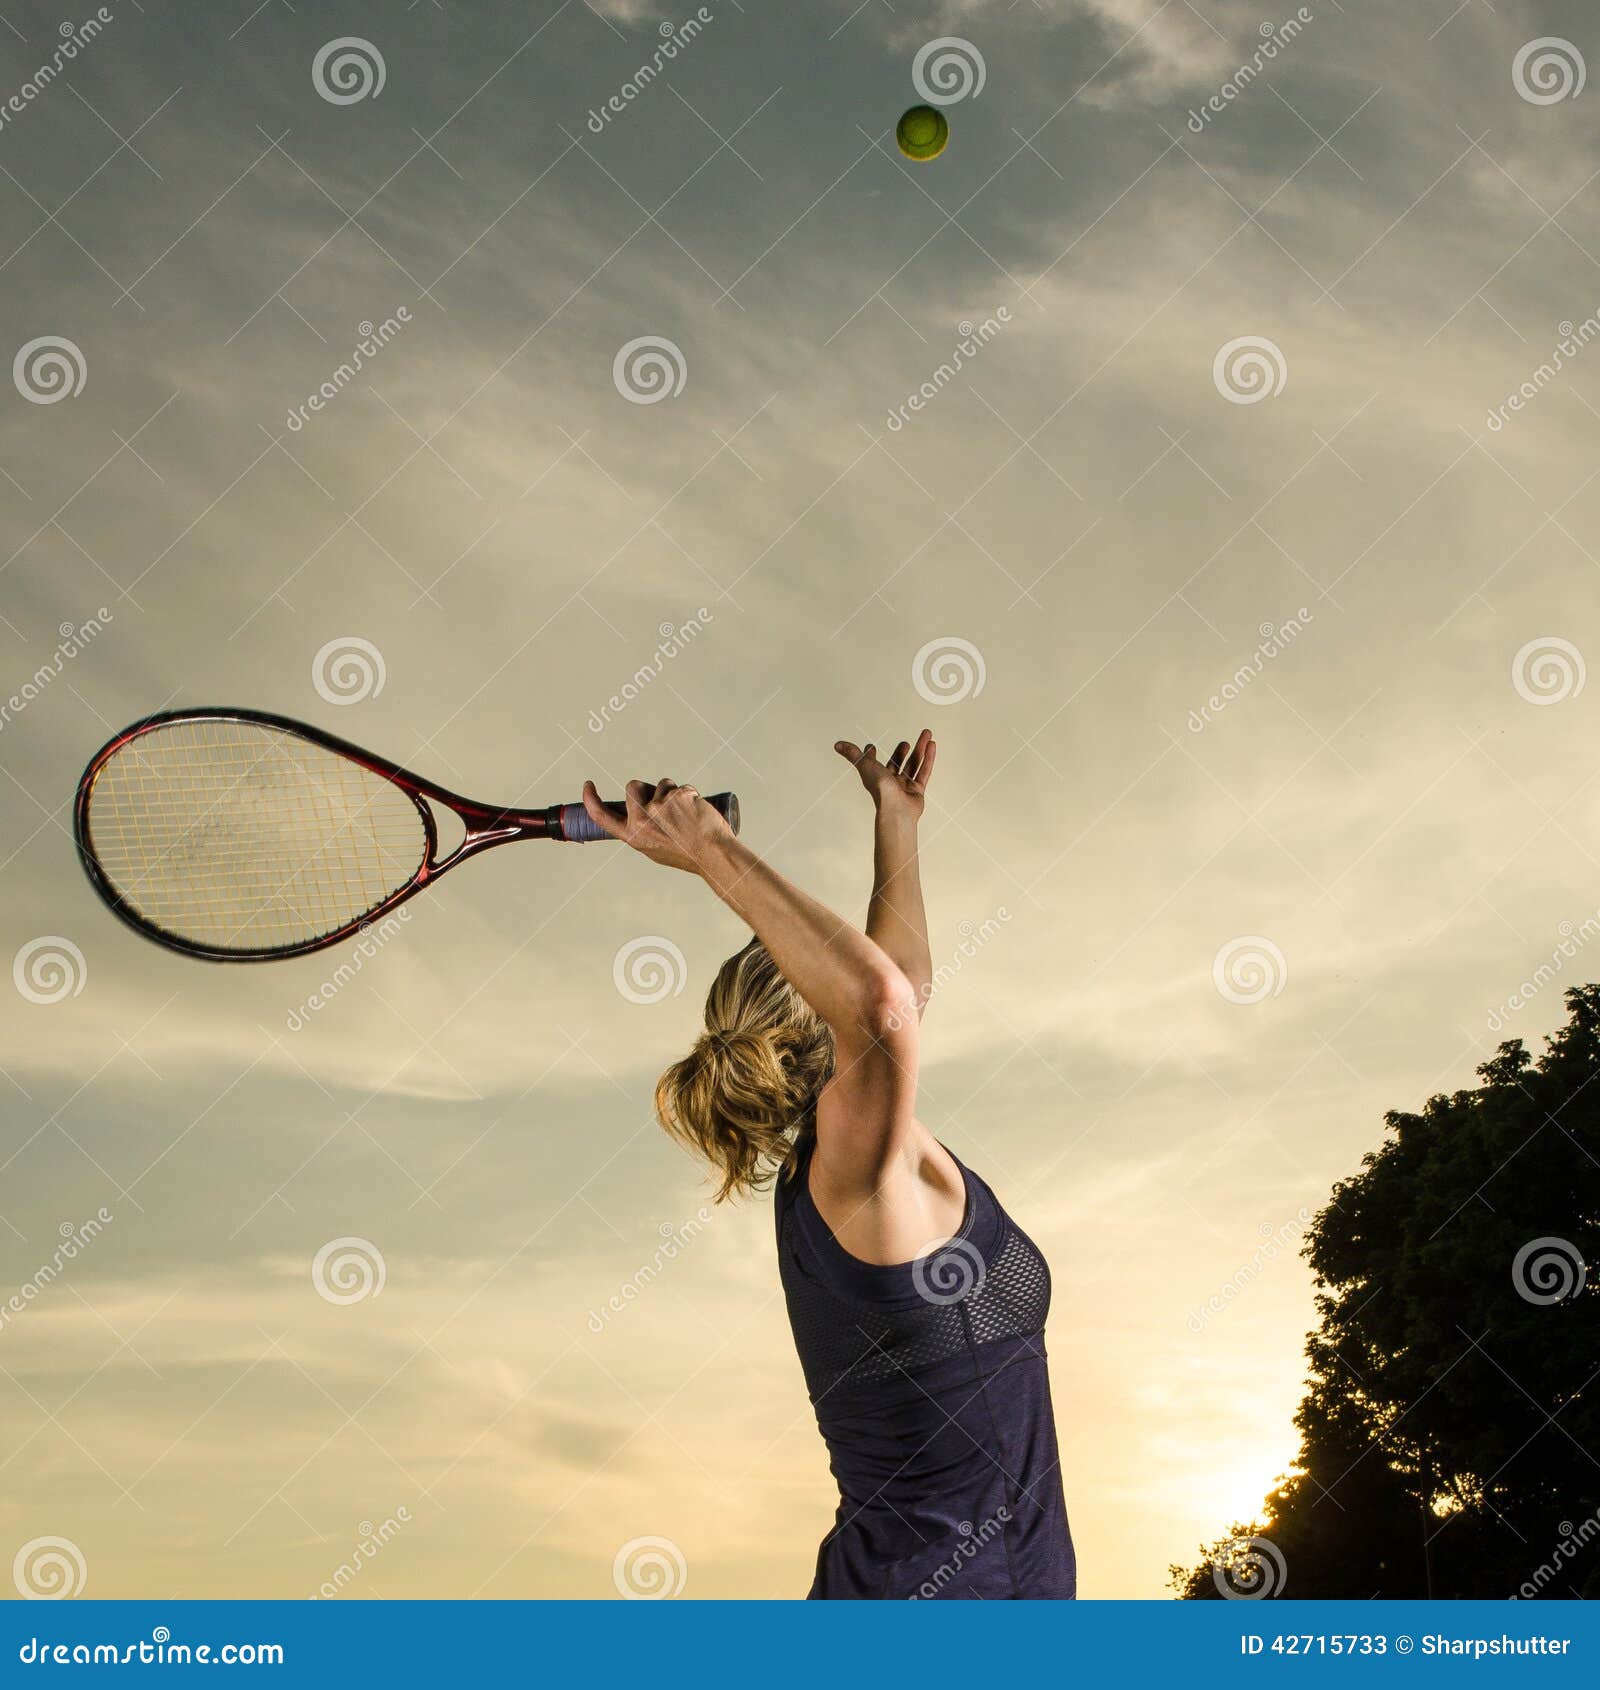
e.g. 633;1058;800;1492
552;791;740;843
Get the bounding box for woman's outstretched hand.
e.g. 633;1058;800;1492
834;729;936;822
581;777;733;873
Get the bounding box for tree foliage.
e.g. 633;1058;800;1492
1173;987;1600;1599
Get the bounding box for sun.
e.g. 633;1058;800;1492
1214;1455;1291;1529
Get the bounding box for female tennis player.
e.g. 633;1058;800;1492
581;731;1076;1600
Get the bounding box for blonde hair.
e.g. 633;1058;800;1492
654;939;835;1202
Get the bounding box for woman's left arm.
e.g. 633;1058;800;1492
837;732;936;1019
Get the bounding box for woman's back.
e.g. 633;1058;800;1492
776;1137;1077;1600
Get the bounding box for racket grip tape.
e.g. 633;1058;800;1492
552;791;740;843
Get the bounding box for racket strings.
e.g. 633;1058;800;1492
83;719;429;954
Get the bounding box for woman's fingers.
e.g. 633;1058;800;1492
834;730;934;796
581;781;628;840
912;733;936;789
623;778;659;826
837;738;916;792
836;740;881;773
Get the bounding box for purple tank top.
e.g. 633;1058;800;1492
774;1136;1076;1599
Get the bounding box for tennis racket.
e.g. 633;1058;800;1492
72;708;739;963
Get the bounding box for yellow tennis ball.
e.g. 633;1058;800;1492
896;104;949;162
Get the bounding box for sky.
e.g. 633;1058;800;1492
1;0;1598;1601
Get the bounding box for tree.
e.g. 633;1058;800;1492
1174;987;1600;1599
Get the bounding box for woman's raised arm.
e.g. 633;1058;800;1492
581;778;918;1068
836;731;936;1017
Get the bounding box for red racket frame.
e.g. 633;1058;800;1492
72;707;738;964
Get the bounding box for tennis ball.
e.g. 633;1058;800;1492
896;104;949;162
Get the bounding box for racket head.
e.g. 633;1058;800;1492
74;709;438;963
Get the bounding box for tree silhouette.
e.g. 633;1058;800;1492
1174;987;1600;1599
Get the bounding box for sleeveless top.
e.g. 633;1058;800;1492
774;1135;1076;1599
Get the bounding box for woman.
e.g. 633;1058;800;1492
582;731;1075;1600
